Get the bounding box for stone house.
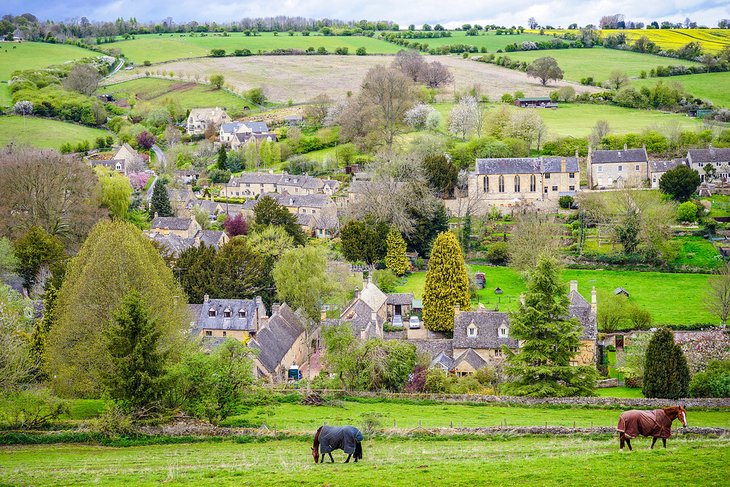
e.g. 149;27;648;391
221;172;339;198
230;132;278;151
190;295;267;341
386;293;415;322
145;216;228;257
649;160;684;188
687;148;730;182
587;147;649;189
187;107;231;135
242;192;338;237
248;303;309;382
339;276;387;340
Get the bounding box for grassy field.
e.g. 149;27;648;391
535;29;730;53
674;236;723;269
632;71;730;108
100;77;254;115
594;387;645;398
110;32;401;64
500;47;700;83
0;116;111;149
395;266;717;325
0;41;97;80
0;82;10;107
2;436;728;486
409;30;556;52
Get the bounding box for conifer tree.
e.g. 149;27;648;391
384;227;410;276
105;290;168;414
29;284;58;379
503;256;598;397
461;212;472;252
422;231;470;332
216;145;228;170
150;179;173;217
643;328;690;399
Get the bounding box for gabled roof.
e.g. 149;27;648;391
242;121;269;133
430;351;454;370
146;233;197;256
360;279;387;313
386;293;413;306
194;298;262;332
220;122;243;134
590;149;648;164
453;311;518;350
453;348;487;370
568;290;598;340
199;230;226;247
229;173;282;186
650;160;683;173
688;148;730;164
248;303;305;374
276;193;334;209
475;157;578;175
151;217;193;231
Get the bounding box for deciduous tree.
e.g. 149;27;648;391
252;195;306;246
526;56;564;86
273;246;333;323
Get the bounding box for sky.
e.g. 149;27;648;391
4;0;730;28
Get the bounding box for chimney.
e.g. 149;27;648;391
454;304;460;315
624;143;628;151
154;212;159;219
561;158;567;173
569;280;578;293
371;310;377;323
575;149;579;160
355;287;360;299
203;294;209;303
320;306;327;321
367;274;373;285
591;287;597;314
271;303;281;316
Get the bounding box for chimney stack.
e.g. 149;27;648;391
203;294;209;303
519;294;525;305
591;287;597;314
271;303;281;316
454;304;460;315
355;287;360;299
624;143;628;151
569;280;578;294
561;158;566;173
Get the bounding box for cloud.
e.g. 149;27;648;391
3;0;729;27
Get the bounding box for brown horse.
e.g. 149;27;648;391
312;425;363;463
617;406;687;451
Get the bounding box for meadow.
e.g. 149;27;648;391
109;32;402;64
395;266;718;325
100;77;254;115
406;30;556;52
0;41;97;80
0;82;10;107
1;436;728;486
534;29;730;53
0;116;110;149
499;47;701;83
632;71;730;108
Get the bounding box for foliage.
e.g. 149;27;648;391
340;217;389;265
47;221;189;397
209;74;225;89
223;214;248;237
214;237;273;303
598;294;653;332
94;167;133;220
423;154;459;197
559;195;574;209
675;328;730;375
424;368;450;393
642;328;690;399
659;165;701;202
136;130;156;150
175;244;218;303
12;227;65;292
384;227;410;276
372;269;399;293
689;360;730;398
273;246;332;323
508;214;560;273
0;389;68;430
423;231;470;332
63;64;101;96
150;179;174;217
706;263;730;325
676;201;699;223
526;56;564;85
29;285;59;380
503;256;598;397
252;196;306;246
485;242;510;265
616;332;654;386
0;284;34;391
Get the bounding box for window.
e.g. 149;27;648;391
544;187;548;194
635;165;640;171
545;173;551;179
208;308;216;317
223;308;232;318
514;175;520;192
494;349;502;357
467;324;478;337
530;175;536;192
598;165;603;172
552;186;558;192
569;185;575;191
205;330;212;336
483;176;489;192
618;165;623;171
222;331;227;337
238;309;246;318
569;172;575;178
499;326;508;337
498;175;505;193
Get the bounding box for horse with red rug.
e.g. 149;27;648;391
617;406;687;451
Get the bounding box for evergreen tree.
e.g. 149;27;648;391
384;227;410;276
13;227;65;292
461;212;472;252
105;290;168;414
150;179;173;217
252;195;306;246
643;328;690;399
214;237;273;303
175;244;217;303
29;284;58;380
422;231;470;332
216;145;228;170
503;256;598;397
340;218;389;265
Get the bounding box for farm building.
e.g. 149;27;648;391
514;97;557;108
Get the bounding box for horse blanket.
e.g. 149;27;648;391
617;409;672;439
318;426;363;455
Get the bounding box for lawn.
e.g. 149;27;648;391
0;82;10;107
409;30;557;52
632;71;730;108
501;47;701;83
673;236;723;269
0;116;111;150
595;387;645;398
1;436;728;486
100;77;254;115
535;29;730;53
396;266;718;325
110;32;401;64
0;41;97;80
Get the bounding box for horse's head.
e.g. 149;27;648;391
312;426;322;463
311;445;319;463
678;406;687;428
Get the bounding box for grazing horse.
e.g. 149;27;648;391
617;406;687;451
311;425;364;463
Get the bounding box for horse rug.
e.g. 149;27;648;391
318;426;363;455
617;409;672;439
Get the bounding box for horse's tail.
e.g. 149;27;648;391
354;440;363;460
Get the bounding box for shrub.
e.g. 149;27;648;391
424;368;449;393
356;47;367;55
485;242;510;265
677;201;699;223
643;328;690;399
689;360;730;398
90;403;135;438
0;389;68;430
559;195;574;209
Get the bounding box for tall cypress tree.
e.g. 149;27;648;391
216;145;228;170
643;328;690;399
422;231;470;332
504;256;598;397
150;179;173;217
384;227;410;276
29;284;59;379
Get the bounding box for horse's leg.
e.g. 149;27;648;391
626;438;632;451
329;452;335;463
345;454;351;463
651;437;657;449
320;453;324;464
620;433;625;451
662;438;666;448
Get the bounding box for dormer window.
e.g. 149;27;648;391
467;323;478;337
499;326;509;338
238;309;246;318
223;308;232;318
208;308;216;317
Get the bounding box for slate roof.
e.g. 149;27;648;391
199;230;226;247
453;348;487;370
242;121;269;133
151;217;193;231
147;233;197;256
229;173;282;186
688;148;730;163
387;293;414;306
431;351;455;370
475;157;578;175
453;311;518;350
313;213;340;231
194;298;263;332
220;122;242;134
568;291;598;340
278;193;334;209
296;213;316;226
650;160;683;173
360;280;387;313
590;148;648;164
344;299;380;337
248;303;305;374
233;132;277;143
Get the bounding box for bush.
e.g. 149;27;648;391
90;403;135;438
371;269;399;293
559;195;574;209
677;201;699;223
0;389;68;430
485;242;510;265
689;360;730;398
424;368;449;393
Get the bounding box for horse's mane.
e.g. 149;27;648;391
313;425;323;449
662;406;683;418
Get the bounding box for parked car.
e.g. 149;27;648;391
392;315;403;327
409;316;421;329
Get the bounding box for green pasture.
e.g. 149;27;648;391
595;387;644;398
0;116;110;150
0;82;10;107
0;41;97;80
632;71;730;108
110;33;401;64
395;266;717;326
100;77;253;114
409;30;555;52
1;436;728;486
500;47;700;83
